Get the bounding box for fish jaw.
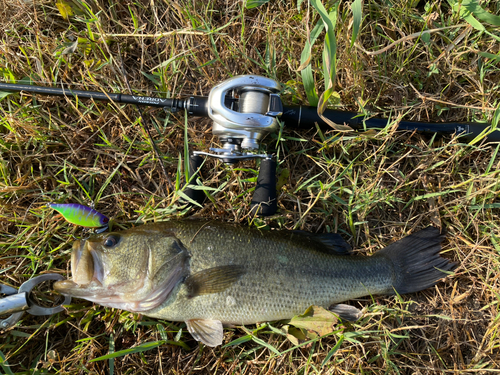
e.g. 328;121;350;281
54;237;137;308
70;239;102;286
54;232;190;312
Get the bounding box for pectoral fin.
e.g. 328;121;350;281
329;304;363;321
186;319;223;347
185;265;245;298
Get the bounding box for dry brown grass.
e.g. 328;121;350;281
1;0;500;373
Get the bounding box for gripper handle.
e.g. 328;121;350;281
250;158;277;216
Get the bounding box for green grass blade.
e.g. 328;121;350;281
245;0;270;9
449;0;500;41
350;0;363;47
321;334;344;367
479;51;500;63
461;0;500;26
90;340;165;362
251;336;281;355
404;190;461;209
309;0;337;90
468;104;500;145
95;160;123;203
109;334;115;375
300;20;324;106
309;0;350;130
223;335;253;347
0;350;15;375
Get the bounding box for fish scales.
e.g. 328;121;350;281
54;219;455;347
149;221;393;324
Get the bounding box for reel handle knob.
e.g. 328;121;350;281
250;158;277;216
184;154;205;207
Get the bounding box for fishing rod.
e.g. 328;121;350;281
1;76;498;216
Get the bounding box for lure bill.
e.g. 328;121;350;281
49;203;109;232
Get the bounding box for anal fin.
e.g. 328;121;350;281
186;319;223;347
329;304;363;321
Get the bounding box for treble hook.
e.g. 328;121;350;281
0;274;71;329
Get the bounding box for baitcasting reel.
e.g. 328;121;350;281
195;75;283;161
186;75;284;216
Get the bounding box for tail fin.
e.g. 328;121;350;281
376;227;456;295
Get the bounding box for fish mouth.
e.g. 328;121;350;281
54;239;103;294
71;239;104;286
53;237;188;313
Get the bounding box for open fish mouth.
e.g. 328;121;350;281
54;235;190;313
71;239;103;286
53;238;106;298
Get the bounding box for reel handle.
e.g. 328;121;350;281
184;154;205;207
250;158;277;216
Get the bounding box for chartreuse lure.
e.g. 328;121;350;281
49;203;109;233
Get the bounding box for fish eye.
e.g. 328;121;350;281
102;217;110;224
103;234;120;248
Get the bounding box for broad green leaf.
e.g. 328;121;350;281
287;305;339;338
403;189;461;209
176;189;204;208
141;71;162;86
283;325;308;345
56;0;74;20
411;190;461;201
461;12;485;31
276;168;290;191
109;334;115;375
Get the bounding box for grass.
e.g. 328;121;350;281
1;0;500;373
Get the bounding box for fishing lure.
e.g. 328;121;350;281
49;203;109;233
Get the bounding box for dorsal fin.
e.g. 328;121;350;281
293;231;352;255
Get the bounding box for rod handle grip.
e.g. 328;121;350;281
250;158;277;216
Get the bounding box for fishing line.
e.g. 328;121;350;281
116;47;174;191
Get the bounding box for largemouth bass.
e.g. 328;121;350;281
54;220;455;347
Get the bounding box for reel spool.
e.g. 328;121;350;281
188;75;284;216
193;75;283;162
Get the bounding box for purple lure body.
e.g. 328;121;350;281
49;203;109;228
